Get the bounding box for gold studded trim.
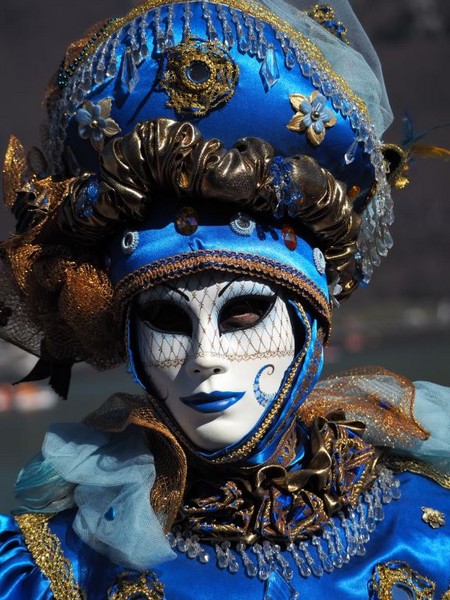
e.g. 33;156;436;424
62;0;369;121
381;455;450;491
15;513;86;600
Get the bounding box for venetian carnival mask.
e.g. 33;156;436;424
0;0;406;464
134;271;297;450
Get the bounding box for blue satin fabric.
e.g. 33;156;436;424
109;199;329;301
66;2;374;195
0;515;53;600
1;472;449;599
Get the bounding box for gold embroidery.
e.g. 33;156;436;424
421;506;446;529
382;456;450;491
108;571;165;600
15;513;86;600
160;38;239;116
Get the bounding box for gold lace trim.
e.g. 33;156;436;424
382;455;450;490
15;513;86;600
15;513;166;600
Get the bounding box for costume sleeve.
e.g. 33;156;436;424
0;514;53;600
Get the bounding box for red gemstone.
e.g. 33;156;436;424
282;225;297;251
175;207;199;235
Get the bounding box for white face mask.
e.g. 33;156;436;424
133;272;296;450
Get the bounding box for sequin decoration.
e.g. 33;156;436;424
229;213;256;236
121;230;139;255
370;561;435;600
160;37;239;116
107;571;165;600
421;506;445;529
282;225;297;251
175;206;199;235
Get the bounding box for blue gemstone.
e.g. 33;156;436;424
224;31;235;49
104;507;116;521
238;33;249;53
350;110;361;130
260;46;280;90
344;138;359;165
311;72;322;87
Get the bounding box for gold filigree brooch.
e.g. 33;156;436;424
160;37;239;116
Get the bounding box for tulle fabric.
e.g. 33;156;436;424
41;423;175;570
258;0;393;136
407;381;450;473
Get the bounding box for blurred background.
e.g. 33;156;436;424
0;0;448;511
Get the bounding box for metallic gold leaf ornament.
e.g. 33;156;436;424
371;561;436;600
287;91;337;146
421;506;445;529
3;135;27;208
160;37;239;116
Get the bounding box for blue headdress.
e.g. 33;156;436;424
0;0;402;461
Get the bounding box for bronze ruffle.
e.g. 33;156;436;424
1;119;359;386
85;393;378;542
180;413;377;543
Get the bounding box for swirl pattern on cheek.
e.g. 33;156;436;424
253;364;277;407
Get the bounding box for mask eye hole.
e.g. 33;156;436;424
137;300;192;336
219;295;276;334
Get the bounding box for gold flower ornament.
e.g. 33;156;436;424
287;91;337;146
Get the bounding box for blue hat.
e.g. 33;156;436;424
44;0;395;285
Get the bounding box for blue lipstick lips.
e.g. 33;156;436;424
180;391;245;413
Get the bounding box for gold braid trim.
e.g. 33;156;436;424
14;513;86;600
381;456;450;490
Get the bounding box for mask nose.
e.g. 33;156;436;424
185;354;229;378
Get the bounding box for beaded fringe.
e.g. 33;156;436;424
46;1;392;283
167;468;401;591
